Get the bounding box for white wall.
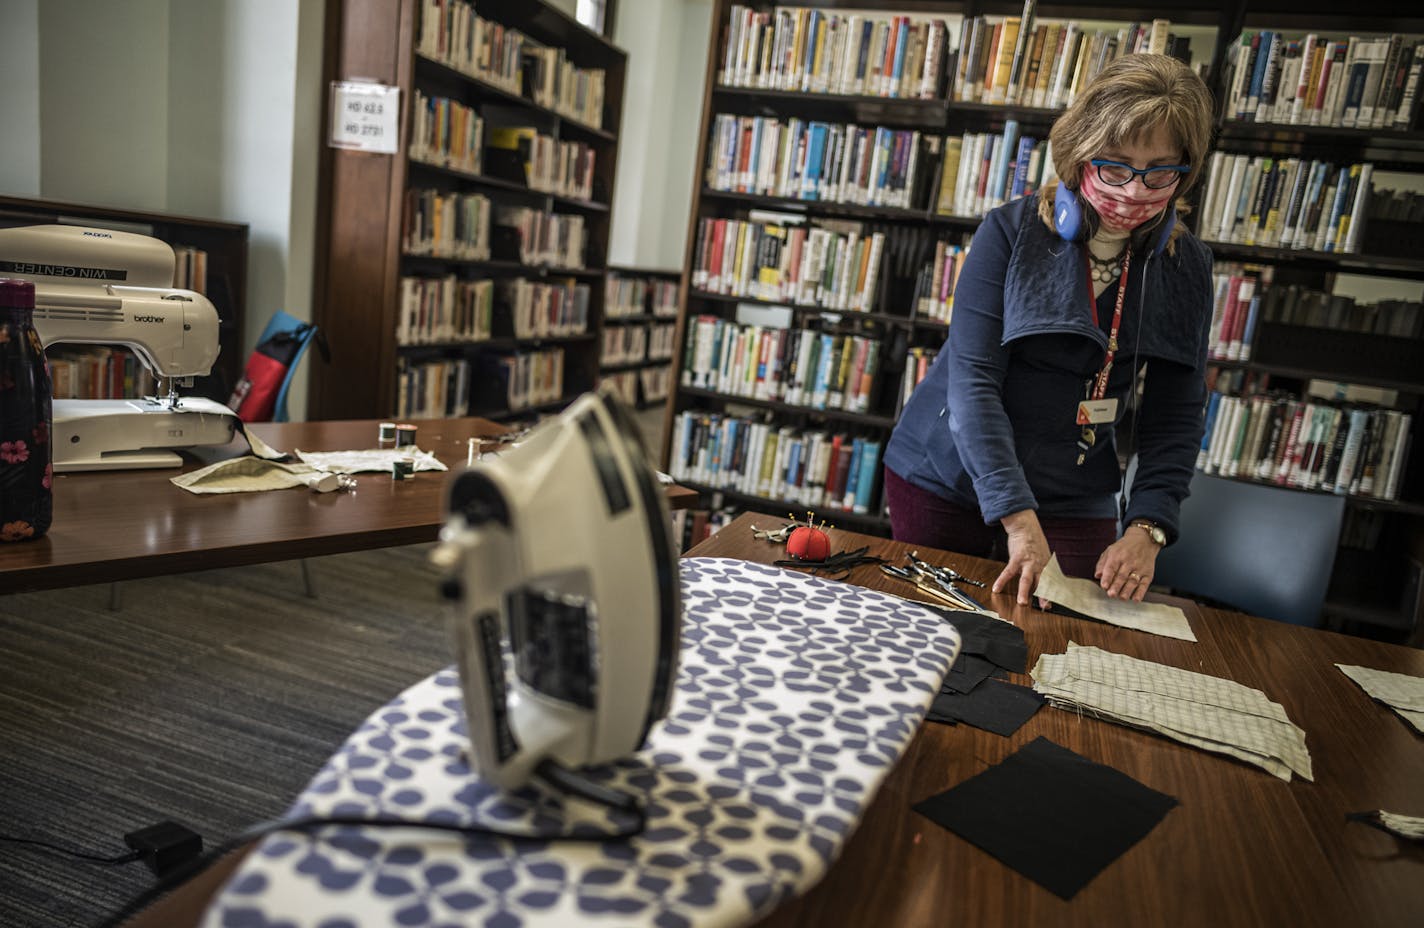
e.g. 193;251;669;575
609;0;712;271
0;0;323;419
0;0;41;196
39;0;170;208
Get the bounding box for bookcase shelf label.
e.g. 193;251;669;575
329;81;401;154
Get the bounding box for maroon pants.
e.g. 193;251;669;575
883;467;1117;579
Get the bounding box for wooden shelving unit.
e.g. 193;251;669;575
310;0;626;422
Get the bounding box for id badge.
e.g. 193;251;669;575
1076;398;1118;425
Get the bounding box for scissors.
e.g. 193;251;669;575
881;564;986;613
907;551;987;588
880;564;965;608
901;555;991;613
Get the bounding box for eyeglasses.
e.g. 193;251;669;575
1090;159;1190;190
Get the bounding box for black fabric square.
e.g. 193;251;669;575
929;606;1029;673
942;653;999;694
912;737;1179;899
928;679;1044;736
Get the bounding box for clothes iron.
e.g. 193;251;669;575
434;390;681;791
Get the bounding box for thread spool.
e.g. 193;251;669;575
377;422;397;447
395;423;417;447
392;458;415;480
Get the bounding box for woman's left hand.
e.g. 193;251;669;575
1095;534;1160;602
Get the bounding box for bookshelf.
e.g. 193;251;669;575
666;1;1424;633
0;195;249;402
600;266;680;410
310;0;626;422
664;0;1226;537
1195;5;1424;633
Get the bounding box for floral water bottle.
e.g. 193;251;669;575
0;278;53;542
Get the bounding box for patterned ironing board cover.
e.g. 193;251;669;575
205;556;962;927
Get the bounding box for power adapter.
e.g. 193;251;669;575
123;821;203;878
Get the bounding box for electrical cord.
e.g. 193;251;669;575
99;760;645;928
0;834;143;866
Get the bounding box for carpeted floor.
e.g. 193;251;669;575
0;544;454;928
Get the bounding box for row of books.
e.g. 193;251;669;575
48;347;157;400
410;90;484;175
397;276;493;346
488;127;597;200
1207;263;1268;362
909;240;972;325
1198;154;1372;254
600;364;672;408
172;246;208;294
706;114;930;210
601;369;641;408
935;121;1055;219
403;189;492;261
899;346;939;410
477;347;565;412
396;356;471;419
1199;391;1412;501
670;506;738;553
1223;31;1424;130
669;410;883;515
523;45;606;129
1369;186;1424;223
954;14;1184;108
1262;283;1422;339
496;278;590;340
1208;262;1424;362
601;322;676;366
682;316;881;414
495;206;586;268
718;5;952;100
605;273;680;318
690;215;885;312
416;0;526;95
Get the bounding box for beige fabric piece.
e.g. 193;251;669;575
1337;663;1424;733
1033;642;1312;781
171;455;323;494
1034;554;1197;642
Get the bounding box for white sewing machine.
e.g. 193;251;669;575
0;224;237;471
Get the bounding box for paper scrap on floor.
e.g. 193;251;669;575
1034;554;1196;642
1032;642;1312;781
296;447;447;473
1336;664;1424;734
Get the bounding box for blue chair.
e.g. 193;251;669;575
1151;472;1346;627
250;310;322;423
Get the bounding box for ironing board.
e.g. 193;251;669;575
202;557;962;927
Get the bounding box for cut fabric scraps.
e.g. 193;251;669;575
1032;642;1312;781
1034;554;1196;642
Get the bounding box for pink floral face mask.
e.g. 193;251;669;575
1079;166;1175;233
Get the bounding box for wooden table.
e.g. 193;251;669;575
0;417;697;594
684;513;1424;928
115;511;1424;928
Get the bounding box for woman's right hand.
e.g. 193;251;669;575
993;509;1051;607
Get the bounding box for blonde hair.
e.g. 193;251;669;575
1036;54;1215;239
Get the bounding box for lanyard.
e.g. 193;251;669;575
1084;244;1133;401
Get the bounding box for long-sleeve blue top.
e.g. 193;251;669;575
883;195;1214;543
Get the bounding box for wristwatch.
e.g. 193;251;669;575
1129;519;1167;546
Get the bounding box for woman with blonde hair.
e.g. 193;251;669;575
883;53;1216;606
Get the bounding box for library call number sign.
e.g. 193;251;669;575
329;80;400;154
